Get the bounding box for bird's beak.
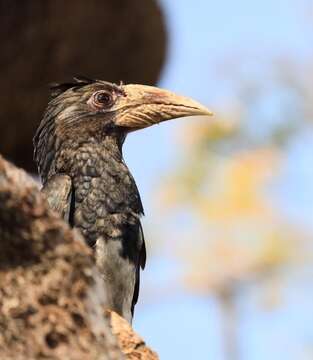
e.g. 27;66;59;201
114;84;213;130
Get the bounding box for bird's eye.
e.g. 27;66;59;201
93;91;113;108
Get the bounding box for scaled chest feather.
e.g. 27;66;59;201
60;145;143;244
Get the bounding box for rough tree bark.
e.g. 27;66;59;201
108;311;158;360
0;155;157;360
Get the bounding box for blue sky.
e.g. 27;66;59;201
123;1;313;359
125;0;313;205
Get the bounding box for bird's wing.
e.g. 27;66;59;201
41;174;73;221
131;220;146;315
139;222;146;270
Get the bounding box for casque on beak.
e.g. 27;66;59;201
114;84;213;130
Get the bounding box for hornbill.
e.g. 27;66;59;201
33;77;212;323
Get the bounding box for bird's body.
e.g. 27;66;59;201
34;77;212;322
54;135;145;321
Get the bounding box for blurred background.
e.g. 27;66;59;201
1;0;313;359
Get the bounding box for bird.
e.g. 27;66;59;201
33;77;212;323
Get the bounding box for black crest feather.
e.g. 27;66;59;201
49;76;95;98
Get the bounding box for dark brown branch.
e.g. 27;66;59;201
0;0;166;172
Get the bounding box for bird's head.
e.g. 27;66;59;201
34;77;213;181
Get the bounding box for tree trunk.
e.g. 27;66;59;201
0;155;157;360
217;286;240;360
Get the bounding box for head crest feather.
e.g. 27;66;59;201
49;76;96;98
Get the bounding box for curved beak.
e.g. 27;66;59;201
114;84;213;130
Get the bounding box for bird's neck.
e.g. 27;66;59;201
55;132;124;172
55;134;144;216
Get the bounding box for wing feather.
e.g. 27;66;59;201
131;221;146;316
41;174;72;221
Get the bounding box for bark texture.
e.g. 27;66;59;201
109;311;158;360
0;0;167;172
0;155;156;360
